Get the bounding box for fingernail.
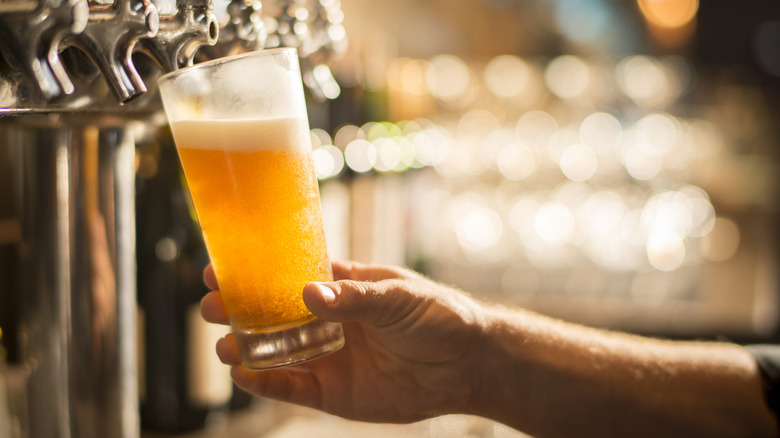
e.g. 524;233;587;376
315;283;336;303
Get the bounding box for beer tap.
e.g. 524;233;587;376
62;0;159;103
195;0;265;61
135;0;219;74
0;0;89;100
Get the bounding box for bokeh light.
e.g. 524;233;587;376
544;55;591;100
638;0;698;29
559;143;598;182
344;138;376;173
427;55;473;105
315;53;732;279
616;56;675;107
484;55;532;99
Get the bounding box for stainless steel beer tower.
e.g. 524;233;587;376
0;0;345;436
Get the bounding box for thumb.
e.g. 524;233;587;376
302;279;416;327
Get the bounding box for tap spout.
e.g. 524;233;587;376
0;0;89;100
136;0;218;73
197;0;265;60
63;0;159;103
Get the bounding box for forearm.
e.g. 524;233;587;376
466;305;778;438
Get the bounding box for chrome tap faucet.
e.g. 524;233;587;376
62;0;159;103
0;0;89;100
136;0;218;73
195;0;265;60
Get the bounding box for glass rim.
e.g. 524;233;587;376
157;47;299;87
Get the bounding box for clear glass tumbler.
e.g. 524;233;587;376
157;48;345;369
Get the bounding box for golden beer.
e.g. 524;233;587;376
171;117;332;330
158;48;344;369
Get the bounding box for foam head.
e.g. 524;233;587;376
158;48;308;123
170;117;312;153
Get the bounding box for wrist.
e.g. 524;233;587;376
462;304;527;421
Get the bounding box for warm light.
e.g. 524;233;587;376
328;24;347;42
313;145;344;179
638;0;698;29
388;58;428;95
293;6;309;21
344;138;376;173
534;202;575;245
579;112;622;155
642;191;695;241
372;137;401;172
544;55;591;100
546;127;580;166
402;59;430;95
333;124;362;149
647;232;686;271
679;185;715;238
458;109;500;138
621;137;663;180
293;21;308;35
427;55;472;103
616;56;673;108
411;128;449;167
396;137;416;171
516;110;558;150
497;141;537;181
451;195;504;252
559;143;598;182
580;191;627;240
509;197;540;242
484;55;531;99
634;112;680;156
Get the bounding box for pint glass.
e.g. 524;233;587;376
157;48;344;369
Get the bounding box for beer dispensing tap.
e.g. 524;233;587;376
135;0;219;73
61;0;159;103
195;0;266;60
0;0;89;101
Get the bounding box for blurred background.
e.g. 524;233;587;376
309;0;780;340
2;0;779;437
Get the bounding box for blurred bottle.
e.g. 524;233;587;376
136;126;232;433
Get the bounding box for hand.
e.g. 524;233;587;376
200;260;487;424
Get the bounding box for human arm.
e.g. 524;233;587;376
201;260;778;437
469;304;778;437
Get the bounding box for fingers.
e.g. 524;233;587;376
201;290;230;325
331;259;415;282
203;264;219;290
216;332;241;364
215;333;326;411
303;278;418;327
230;366;324;412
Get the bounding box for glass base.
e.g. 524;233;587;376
234;318;345;370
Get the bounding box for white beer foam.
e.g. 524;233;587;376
170;117;312;153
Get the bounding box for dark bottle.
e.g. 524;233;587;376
136;126;232;433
